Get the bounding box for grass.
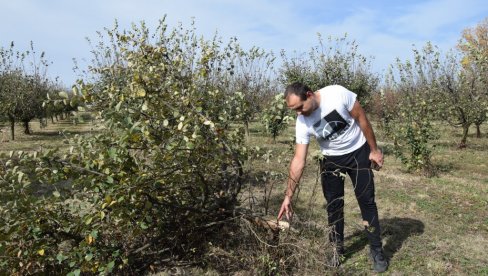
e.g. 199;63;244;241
1;118;487;275
0;115;97;154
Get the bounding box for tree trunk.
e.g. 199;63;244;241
23;121;31;135
459;124;470;148
244;120;250;139
9;117;15;141
476;124;481;138
51;115;54;124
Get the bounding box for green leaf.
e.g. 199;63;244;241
115;101;123;111
67;269;80;276
140;222;148;229
56;253;68;264
106;260;115;272
59;91;69;99
85;253;93;261
90;230;99;239
108;148;117;159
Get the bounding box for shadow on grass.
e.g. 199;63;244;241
33;129;97;137
435;140;488;152
344;217;424;261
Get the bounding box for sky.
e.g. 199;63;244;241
1;0;487;86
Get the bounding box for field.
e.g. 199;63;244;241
1;118;487;275
243;120;488;275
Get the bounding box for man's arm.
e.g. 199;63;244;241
277;143;308;220
349;100;384;168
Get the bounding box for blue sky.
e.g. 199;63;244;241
1;0;487;86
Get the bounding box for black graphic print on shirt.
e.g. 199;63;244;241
313;109;350;141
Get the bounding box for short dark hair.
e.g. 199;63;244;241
284;82;311;101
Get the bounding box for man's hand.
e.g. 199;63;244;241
369;148;384;170
277;195;293;221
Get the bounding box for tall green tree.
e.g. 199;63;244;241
383;43;440;174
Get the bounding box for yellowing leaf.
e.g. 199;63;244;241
38;249;45;256
87;235;94;245
136;87;146;97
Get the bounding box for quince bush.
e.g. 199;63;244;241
0;19;253;274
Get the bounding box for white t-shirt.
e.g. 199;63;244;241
295;85;366;156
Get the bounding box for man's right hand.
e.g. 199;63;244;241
277;195;293;221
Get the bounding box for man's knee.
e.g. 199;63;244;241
326;198;344;213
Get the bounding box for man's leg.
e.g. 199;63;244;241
348;143;388;272
348;144;381;247
321;159;347;267
320;159;346;247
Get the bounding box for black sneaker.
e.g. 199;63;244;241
369;246;388;273
327;244;344;267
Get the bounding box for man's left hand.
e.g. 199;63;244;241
369;148;383;170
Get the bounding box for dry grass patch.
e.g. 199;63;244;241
0;117;97;154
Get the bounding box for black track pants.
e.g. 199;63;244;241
320;142;382;248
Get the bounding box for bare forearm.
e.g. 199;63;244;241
358;115;379;152
285;157;305;197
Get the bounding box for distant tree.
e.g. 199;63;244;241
457;17;488;139
280;34;379;108
215;41;276;137
0;42;52;139
261;94;293;142
436;50;486;147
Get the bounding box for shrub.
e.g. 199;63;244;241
0;19;251;274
